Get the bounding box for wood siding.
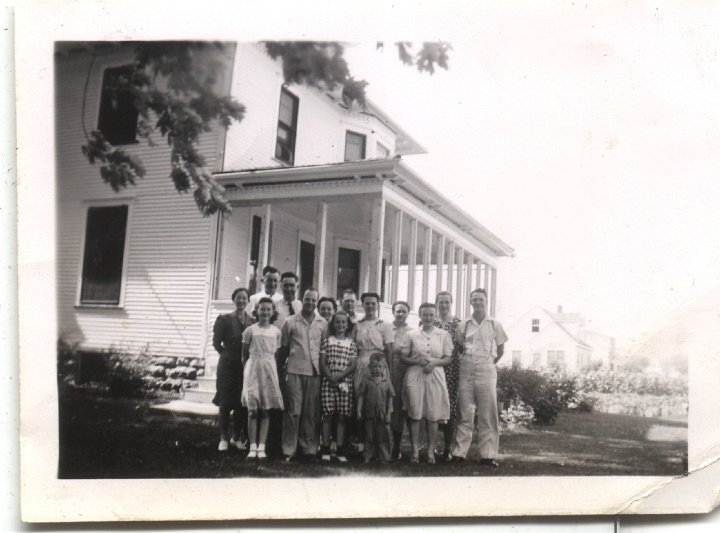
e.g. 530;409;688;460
56;46;230;358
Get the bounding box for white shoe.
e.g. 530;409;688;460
218;440;229;452
246;449;258;460
321;453;331;462
257;449;267;460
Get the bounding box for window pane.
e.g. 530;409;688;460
80;205;129;304
97;66;138;145
345;131;366;161
275;89;298;164
279;92;295;125
376;142;389;159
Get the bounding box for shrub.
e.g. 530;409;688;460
497;367;577;425
500;400;535;432
105;344;154;398
57;338;80;385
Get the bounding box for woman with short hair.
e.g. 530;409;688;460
212;287;251;452
401;302;452;464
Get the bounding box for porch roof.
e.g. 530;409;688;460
214;158;514;258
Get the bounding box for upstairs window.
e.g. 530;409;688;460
376;142;390;159
80;204;130;305
531;318;539;332
275;88;299;165
97;66;138;145
344;131;366;161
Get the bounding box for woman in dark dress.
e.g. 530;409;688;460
434;291;463;460
213;287;251;452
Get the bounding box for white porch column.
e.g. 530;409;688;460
455;247;464;318
435;234;445;295
464;253;474;319
368;198;386;295
407;218;418;309
421;226;432;303
261;203;272;271
313;201;327;294
491;267;498;316
447;242;455;313
484;261;490;293
390;209;403;303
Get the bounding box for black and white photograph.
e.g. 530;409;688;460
16;0;720;522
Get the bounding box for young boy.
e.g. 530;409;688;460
356;353;394;464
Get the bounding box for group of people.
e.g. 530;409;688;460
212;265;508;466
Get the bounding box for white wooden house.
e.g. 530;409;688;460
56;42;513;367
500;305;616;373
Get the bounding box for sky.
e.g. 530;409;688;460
340;3;720;353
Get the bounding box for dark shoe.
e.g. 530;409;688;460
447;455;465;464
480;459;499;468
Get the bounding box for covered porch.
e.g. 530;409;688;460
203;159;513;358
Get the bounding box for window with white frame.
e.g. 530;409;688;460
97;65;139;145
344;131;366;161
531;318;539;332
512;350;522;368
556;350;565;367
547;350;556;366
275;88;299;165
533;352;541;367
79;204;130;305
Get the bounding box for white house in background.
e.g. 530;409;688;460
500;306;616;373
56;42;513;366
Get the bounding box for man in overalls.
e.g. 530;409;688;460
450;288;508;466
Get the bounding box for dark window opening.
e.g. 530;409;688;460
275;88;299;165
336;247;360;301
97;66;138;145
249;215;262;293
80;205;129;305
344;131;366;161
531;318;539;333
299;240;315;297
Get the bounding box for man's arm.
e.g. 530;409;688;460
494;343;505;364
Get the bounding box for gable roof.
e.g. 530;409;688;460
509;306;593;350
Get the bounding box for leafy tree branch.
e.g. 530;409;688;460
80;41;450;216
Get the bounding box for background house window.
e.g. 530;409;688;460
344;131;366;161
97;66;139;145
531;318;539;332
80;205;129;305
275;88;299;165
556;350;565;367
533;352;541;367
376;142;390;159
512;350;522;368
547;350;556;366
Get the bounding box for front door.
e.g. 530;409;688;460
336;247;360;300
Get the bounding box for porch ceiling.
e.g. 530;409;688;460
214;158;514;258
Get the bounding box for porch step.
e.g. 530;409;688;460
183;388;216;404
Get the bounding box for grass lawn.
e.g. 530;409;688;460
58;387;687;478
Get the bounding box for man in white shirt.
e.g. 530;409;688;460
450;288;508;466
275;272;303;329
245;266;283;320
341;288;363;325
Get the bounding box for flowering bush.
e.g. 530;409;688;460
497;367;577;425
500;400;535;432
575;369;687;396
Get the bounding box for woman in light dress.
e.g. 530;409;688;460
400;302;452;464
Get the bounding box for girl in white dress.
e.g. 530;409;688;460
241;298;284;459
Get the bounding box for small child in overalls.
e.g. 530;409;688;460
356;353;394;463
